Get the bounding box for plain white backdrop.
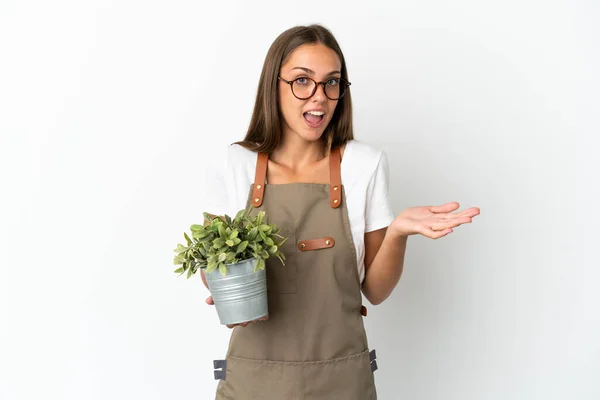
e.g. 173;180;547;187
1;0;598;399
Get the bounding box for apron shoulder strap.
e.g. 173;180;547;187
252;152;268;207
252;147;342;209
329;147;342;208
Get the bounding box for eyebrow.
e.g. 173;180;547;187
291;67;341;75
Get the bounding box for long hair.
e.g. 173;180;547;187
235;24;353;154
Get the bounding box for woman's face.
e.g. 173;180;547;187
278;43;342;144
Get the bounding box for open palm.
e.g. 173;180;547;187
390;202;480;239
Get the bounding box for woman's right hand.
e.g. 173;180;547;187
206;296;268;329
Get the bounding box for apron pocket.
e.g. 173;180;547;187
216;355;302;400
217;350;376;400
303;349;377;400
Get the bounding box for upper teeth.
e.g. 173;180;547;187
307;111;324;116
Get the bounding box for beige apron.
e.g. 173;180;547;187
214;148;378;400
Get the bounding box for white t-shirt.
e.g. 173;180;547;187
203;139;395;283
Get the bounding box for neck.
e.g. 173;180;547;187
270;132;328;171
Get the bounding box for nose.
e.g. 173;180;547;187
311;83;327;102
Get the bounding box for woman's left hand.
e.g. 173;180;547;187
389;202;480;239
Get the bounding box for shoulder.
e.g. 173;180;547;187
223;143;257;185
226;143;258;165
342;139;388;175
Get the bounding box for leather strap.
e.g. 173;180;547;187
252;147;342;209
361;305;368;317
252;152;268;207
298;237;335;252
329;147;342;208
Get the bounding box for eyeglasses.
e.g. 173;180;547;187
278;76;351;100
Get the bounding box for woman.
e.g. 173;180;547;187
202;24;480;400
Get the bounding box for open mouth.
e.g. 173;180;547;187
303;111;325;128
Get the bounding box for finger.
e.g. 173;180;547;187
429;228;453;239
429;202;460;214
418;225;453;239
431;217;472;231
452;207;480;218
206;296;214;305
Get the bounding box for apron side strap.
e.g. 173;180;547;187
369;349;377;362
214;370;226;380
370;360;378;372
213;359;227;381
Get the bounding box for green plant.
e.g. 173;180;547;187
173;208;287;278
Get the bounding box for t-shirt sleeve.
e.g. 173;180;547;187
200;145;230;218
364;150;395;232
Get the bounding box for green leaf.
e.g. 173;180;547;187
225;240;234;247
260;250;269;259
174;243;186;253
264;237;274;247
255;257;265;272
228;230;239;240
207;259;217;270
236;241;248;253
259;224;271;232
219;263;227;276
248;227;259;241
218;253;227;263
258;230;267;242
235;209;246;221
218;225;226;238
190;224;204;232
226;252;236;262
194;231;210;240
225;214;232;225
257;211;265;225
276;253;286;266
213;238;225;248
186;267;194;279
173;267;184;274
268;245;278;254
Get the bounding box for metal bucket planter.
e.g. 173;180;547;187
203;258;268;325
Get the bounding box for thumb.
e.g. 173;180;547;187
430;202;460;214
206;296;214;305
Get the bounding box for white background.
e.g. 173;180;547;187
1;0;598;399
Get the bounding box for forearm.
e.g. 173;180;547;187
361;231;408;305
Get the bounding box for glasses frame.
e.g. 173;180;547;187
278;76;351;100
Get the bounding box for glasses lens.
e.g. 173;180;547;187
292;78;316;99
325;79;344;100
325;79;345;100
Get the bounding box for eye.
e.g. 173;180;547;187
326;78;340;86
295;77;310;85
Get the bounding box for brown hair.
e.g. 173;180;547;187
235;24;353;154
